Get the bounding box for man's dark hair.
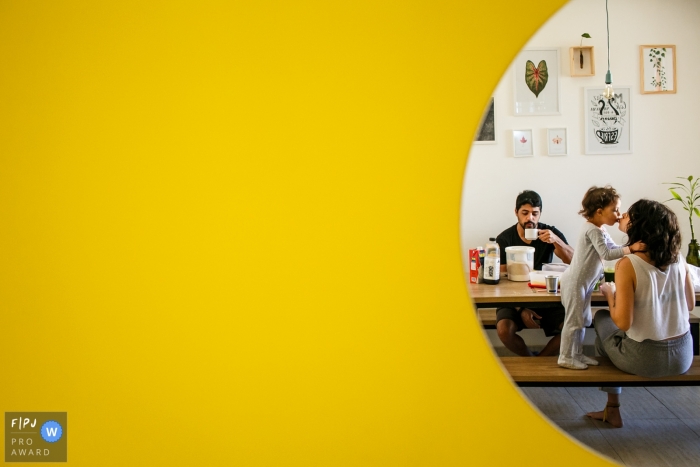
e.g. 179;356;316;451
578;185;620;219
626;199;681;270
515;190;542;211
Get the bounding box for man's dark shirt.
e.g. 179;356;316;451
495;223;569;270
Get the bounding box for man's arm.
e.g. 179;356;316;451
538;228;574;265
553;240;574;265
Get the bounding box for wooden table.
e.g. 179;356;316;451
469;279;700;355
468;279;605;308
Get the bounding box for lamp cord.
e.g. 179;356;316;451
606;0;610;71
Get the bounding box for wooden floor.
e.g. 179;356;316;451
523;386;700;466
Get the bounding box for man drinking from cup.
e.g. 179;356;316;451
494;190;574;356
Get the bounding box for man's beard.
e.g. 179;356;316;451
520;221;537;230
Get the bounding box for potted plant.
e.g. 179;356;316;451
570;33;595;77
664;175;700;266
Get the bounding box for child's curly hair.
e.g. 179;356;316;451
578;186;620;219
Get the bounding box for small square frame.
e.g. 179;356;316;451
512;129;533;157
569;46;595;77
547;128;567;156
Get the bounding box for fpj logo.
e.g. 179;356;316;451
5;412;67;463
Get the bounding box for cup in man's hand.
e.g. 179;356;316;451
525;228;539;241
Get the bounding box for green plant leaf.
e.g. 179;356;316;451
689;175;694;182
695;207;700;217
581;33;591;38
668;186;689;196
670;189;682;201
525;60;548;98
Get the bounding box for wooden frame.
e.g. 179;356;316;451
473;98;496;144
513;48;561;116
546;128;567;156
640;45;676;94
569;46;595;77
584;86;632;155
512;129;533;157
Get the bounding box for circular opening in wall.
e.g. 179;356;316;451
462;0;700;463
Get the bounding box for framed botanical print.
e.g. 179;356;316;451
547;128;567;156
513;48;561;116
512;129;533;157
640;45;676;94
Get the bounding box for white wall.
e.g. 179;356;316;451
461;0;700;262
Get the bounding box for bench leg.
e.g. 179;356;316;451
692;322;699;356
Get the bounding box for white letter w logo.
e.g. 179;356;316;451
45;427;58;437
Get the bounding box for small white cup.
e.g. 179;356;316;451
524;228;539;241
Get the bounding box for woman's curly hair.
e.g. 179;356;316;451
626;199;681;270
578;186;620;219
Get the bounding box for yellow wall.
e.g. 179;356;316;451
0;0;614;465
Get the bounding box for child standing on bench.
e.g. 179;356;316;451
558;186;644;370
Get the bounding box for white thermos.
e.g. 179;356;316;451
483;237;500;285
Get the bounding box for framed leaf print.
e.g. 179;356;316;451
513;48;561;116
512;129;533;157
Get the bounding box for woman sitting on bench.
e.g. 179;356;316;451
588;199;695;428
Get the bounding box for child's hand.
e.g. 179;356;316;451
600;282;616;300
629;241;647;254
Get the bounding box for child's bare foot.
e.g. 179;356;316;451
587;404;623;428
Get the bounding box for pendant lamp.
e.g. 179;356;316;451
603;0;614;99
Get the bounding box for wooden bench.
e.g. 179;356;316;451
477;308;700;355
501;356;700;387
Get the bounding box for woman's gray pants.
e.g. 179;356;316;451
593;309;693;394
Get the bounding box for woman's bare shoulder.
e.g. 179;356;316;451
616;256;637;282
616;256;632;270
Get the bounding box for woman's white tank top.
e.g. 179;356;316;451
627;254;689;342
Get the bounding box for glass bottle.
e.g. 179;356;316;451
687;239;700;267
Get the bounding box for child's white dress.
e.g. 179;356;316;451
558;222;626;369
